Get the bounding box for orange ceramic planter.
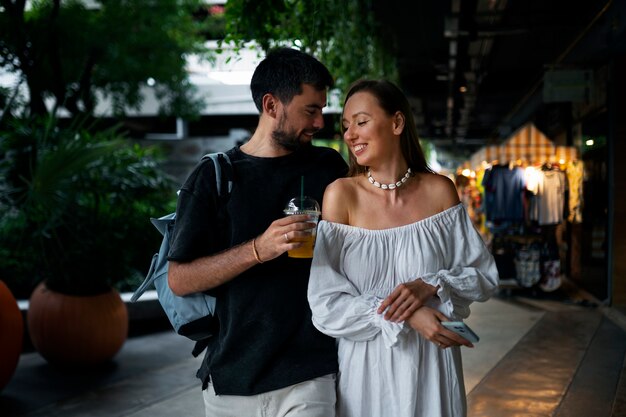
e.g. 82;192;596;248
27;282;128;366
0;280;23;391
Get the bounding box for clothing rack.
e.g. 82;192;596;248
459;156;583;293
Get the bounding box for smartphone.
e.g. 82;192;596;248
441;321;480;343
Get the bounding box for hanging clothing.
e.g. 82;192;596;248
308;203;499;417
481;164;526;221
565;160;584;223
528;169;568;225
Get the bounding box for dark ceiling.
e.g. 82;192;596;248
372;0;622;162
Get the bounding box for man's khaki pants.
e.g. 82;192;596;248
203;374;336;417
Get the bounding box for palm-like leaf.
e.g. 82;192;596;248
0;117;175;297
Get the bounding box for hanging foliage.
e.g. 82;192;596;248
221;0;399;95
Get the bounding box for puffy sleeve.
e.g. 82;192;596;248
420;205;499;320
308;221;406;348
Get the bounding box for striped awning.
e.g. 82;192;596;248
469;123;579;170
555;145;579;162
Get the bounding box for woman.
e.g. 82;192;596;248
307;79;499;417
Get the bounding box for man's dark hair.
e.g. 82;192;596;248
250;47;334;112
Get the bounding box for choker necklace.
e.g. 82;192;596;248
367;168;412;190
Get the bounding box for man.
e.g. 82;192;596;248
167;47;348;417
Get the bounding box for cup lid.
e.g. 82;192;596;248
284;196;320;214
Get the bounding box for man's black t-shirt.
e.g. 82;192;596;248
168;144;348;395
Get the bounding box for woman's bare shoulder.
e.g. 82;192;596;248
328;176;363;193
322;177;359;224
417;172;460;210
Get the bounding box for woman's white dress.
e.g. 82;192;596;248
308;203;499;417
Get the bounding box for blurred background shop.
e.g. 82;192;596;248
442;0;624;307
454;123;599;297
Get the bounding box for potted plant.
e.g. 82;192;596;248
0;116;176;366
0;279;23;391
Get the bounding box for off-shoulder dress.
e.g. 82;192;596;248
308;203;499;417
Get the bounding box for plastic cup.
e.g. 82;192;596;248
283;196;321;258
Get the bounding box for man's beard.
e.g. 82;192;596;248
272;129;303;151
272;111;318;151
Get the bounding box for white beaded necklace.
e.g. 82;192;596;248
367;167;412;190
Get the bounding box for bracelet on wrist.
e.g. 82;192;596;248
252;238;264;264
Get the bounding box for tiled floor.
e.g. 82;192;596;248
2;282;626;417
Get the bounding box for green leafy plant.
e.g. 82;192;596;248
0;0;209;118
221;0;398;94
0;116;176;298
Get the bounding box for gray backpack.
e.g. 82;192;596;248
131;152;232;341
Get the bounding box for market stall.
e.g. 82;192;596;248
457;123;582;292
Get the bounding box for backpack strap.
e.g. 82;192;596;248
202;152;233;198
191;151;233;356
192;338;211;357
